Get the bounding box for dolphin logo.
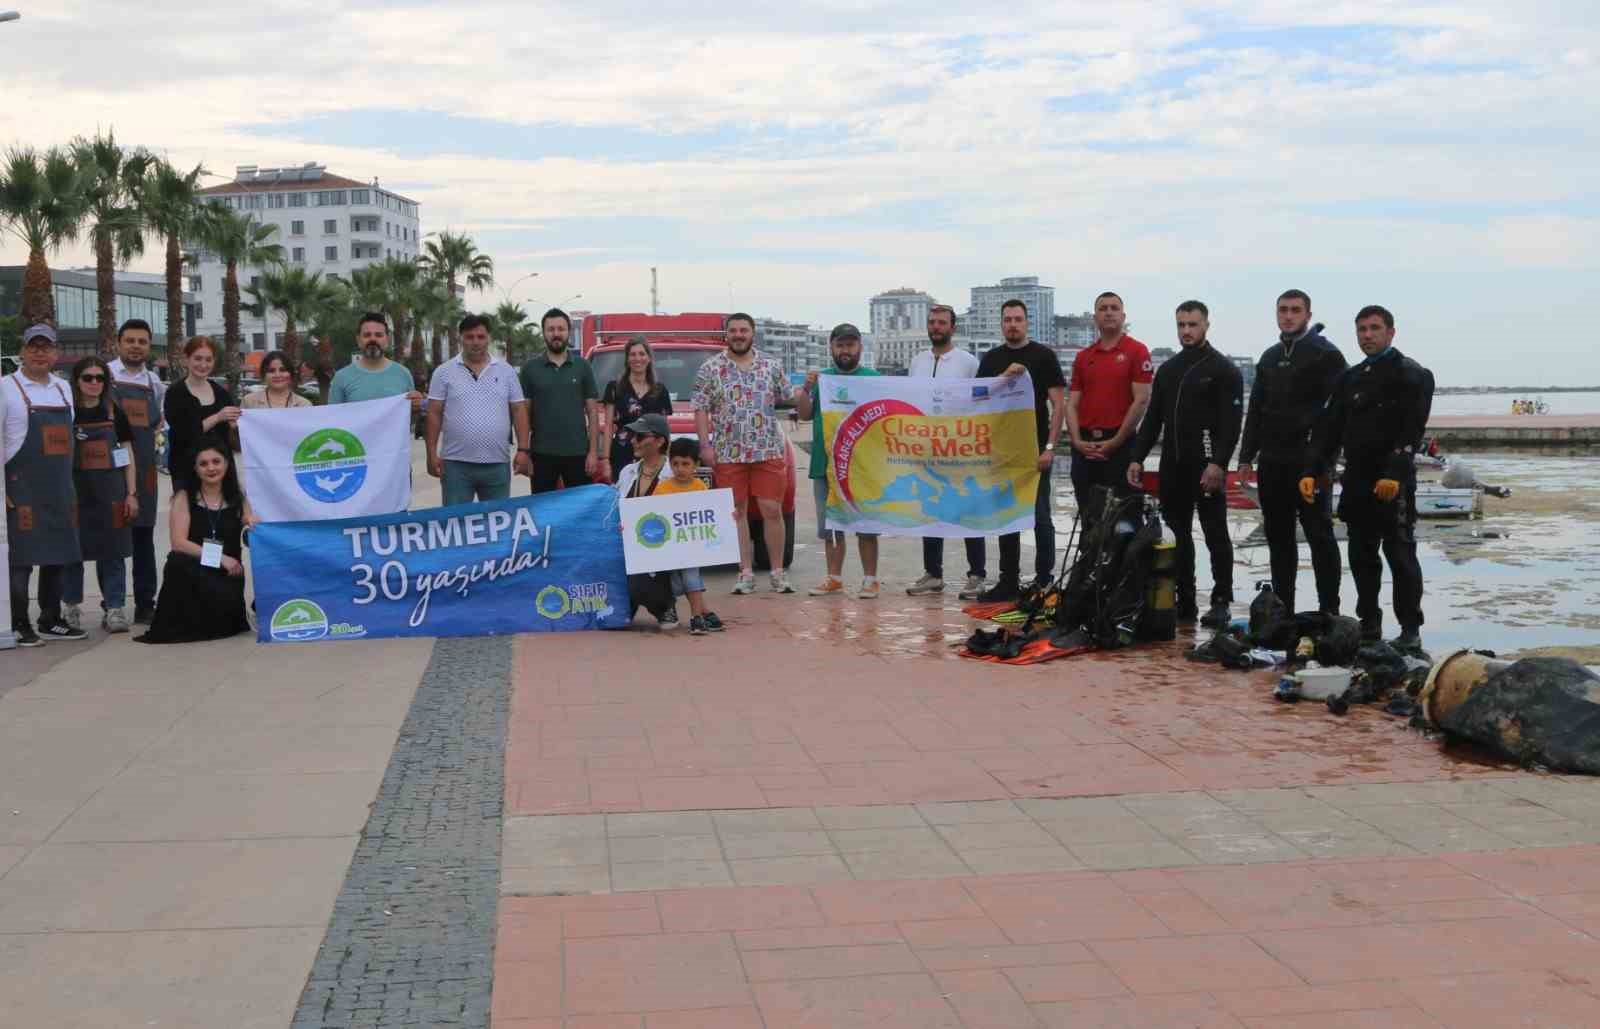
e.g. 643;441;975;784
313;440;347;459
315;472;351;493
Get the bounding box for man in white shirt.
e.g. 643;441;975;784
425;314;531;506
904;305;988;600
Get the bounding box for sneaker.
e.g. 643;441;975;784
732;573;756;595
38;620;89;642
702;611;726;632
857;577;881;600
659;607;680;630
1199;601;1231;629
62;603;82;631
1390;628;1423;653
688;615;708;636
133;605;155;626
906;574;945;596
977;578;1020;604
957;574;987;601
14;624;43;647
771;570;795;594
809;576;844;596
102;608;130;634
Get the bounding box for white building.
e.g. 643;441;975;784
867;287;939;372
756;318;834;375
188;163;422;351
965;275;1056;351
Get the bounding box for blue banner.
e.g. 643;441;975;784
252;484;630;642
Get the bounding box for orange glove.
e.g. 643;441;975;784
1374;479;1400;502
1298;477;1317;504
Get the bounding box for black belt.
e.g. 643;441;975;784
1083;427;1119;441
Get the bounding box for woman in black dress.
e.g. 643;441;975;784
136;435;257;644
163;335;239;493
598;335;673;483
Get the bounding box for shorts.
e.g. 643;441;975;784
670;566;705;596
812;477;878;543
714;458;786;510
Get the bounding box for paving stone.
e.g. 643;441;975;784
711;808;822;833
814;804;926;829
718;830;835;861
828;826;947;854
915;800;1025;824
607;812;716;838
611;860;734;892
606;834;723;864
729;855;853;886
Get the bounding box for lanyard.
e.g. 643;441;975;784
198;492;225;541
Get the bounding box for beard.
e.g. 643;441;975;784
928;330;951;347
546;336;568;352
833;354;860;371
728;338;753;355
364;343;384;359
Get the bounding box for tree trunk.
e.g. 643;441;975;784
165;234;185;366
20;248;57;327
412;322;428;382
96;232;117;356
316;336;334;405
447;274;461;358
283;318;299;370
430;324;443;368
222;260;242;393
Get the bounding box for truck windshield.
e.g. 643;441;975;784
589;348;719;402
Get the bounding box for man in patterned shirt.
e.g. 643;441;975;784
693;312;794;595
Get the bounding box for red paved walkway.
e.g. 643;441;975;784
492;845;1600;1027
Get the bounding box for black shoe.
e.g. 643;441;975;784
133;606;155;626
1390;629;1423;653
1175;601;1199;623
658;607;679;630
1360;618;1383;643
38;620;89;642
702;611;725;632
14;624;43;647
977;578;1020;604
688;615;708;636
1199;602;1231;629
1026;575;1054;594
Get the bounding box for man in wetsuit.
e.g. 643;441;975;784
1127;300;1244;628
1237;289;1346;615
1305;305;1434;651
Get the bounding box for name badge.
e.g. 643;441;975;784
112;446;131;468
200;539;224;568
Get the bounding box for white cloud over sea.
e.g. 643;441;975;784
2;1;1598;383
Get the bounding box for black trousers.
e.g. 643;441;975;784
1344;473;1424;631
529;453;590;494
1255;459;1342;614
998;462;1056;582
922;536;986;580
1069;434;1134;527
1158;459;1233;608
10;563;64;629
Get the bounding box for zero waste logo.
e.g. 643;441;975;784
292;428;368;503
634;512;671;549
270;598;329;641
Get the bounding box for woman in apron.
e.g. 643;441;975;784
61;356;138;634
5;326;86;646
135;435;255;645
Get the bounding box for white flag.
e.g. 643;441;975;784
239;395;412;522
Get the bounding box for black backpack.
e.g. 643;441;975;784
1248;582;1294;649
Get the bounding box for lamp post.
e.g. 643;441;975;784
499;270;538;305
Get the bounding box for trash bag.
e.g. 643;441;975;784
1314;615;1363;667
1248;582;1294;648
1434;657;1600;774
1357;642;1410;691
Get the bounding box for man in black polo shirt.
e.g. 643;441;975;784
518;307;601;493
975;299;1066;602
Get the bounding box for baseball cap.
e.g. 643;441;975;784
23;324;58;346
624;413;670;438
829;323;862;342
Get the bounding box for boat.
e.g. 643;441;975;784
1137;471;1485;519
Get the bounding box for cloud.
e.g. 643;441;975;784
2;1;1598;381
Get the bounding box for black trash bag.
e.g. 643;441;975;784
1314;615;1363;667
1358;642;1410;692
1215;630;1256;670
627;572;675;621
1436;657;1600;774
1248;582;1294;649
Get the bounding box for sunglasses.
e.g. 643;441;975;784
79;374;107;383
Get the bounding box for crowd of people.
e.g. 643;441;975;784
6;287;1434;652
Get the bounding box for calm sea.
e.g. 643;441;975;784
1431;391;1600;416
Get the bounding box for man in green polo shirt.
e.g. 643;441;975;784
518;307;600;493
792;323;882;598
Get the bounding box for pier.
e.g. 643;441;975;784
1427;414;1600;446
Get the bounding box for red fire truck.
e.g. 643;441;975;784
582;312;796;570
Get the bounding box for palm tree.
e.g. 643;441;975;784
71;132;153;354
143;159;207;357
419;230;494;359
413;273;464;369
193;205;283;390
492;300;528;362
0;146;86;326
244;266;332;371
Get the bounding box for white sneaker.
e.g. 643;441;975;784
62;603;82;631
771;570;795;594
857;577;881;600
732;573;756;595
957;574;988;601
906;574;944;596
102;608;130;634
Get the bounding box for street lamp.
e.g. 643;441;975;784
499;270;538;304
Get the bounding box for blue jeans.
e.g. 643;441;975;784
670;566;705;596
63;559;129;610
998;462;1055;582
442;460;511;506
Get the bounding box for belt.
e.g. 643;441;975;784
1083;427;1119;441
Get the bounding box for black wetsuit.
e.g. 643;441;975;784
1308;346;1435;633
1238;323;1347;614
1131;341;1244;610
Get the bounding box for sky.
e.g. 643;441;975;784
2;1;1597;385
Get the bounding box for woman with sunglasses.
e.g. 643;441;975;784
60;356;139;634
240;350;311;410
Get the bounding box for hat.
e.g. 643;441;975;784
23;324;57;346
624;413;670;438
829;322;862;342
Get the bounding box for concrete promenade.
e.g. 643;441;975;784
1427;413;1600;446
4;442;1600;1027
